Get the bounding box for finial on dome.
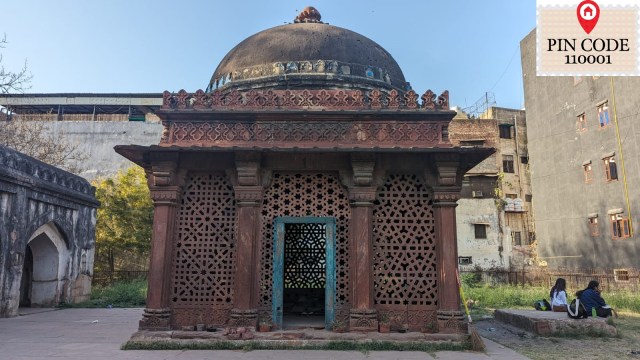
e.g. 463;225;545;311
294;6;322;23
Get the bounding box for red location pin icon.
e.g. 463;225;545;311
577;0;600;34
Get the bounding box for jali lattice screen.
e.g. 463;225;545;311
260;173;351;321
284;223;327;289
171;173;236;327
372;174;438;329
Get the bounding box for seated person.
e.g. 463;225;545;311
577;280;616;318
549;278;568;312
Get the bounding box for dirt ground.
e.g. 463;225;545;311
475;312;640;360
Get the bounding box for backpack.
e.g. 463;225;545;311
534;299;552;311
567;298;588;319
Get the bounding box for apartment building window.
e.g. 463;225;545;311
583;162;593;184
577;113;587;132
520;156;529;164
499;124;512;139
588;216;599;237
506;193;517;199
525;194;533;202
598;102;610;127
610;213;630;239
458;256;473;265
474;224;488;239
503;155;515;173
603;156;618;181
512;231;523;246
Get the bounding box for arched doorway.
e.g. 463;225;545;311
19;222;69;307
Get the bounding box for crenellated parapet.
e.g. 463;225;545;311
0;145;95;198
161;88;449;111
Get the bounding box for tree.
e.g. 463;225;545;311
93;166;153;273
0;34;86;173
0;120;87;173
0;34;32;94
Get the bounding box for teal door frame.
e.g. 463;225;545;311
272;216;336;330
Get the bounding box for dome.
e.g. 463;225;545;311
207;8;408;93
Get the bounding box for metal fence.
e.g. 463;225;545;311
93;270;148;287
460;268;639;293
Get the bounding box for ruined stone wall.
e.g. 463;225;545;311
0;145;99;317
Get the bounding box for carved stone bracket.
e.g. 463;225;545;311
235;153;261;186
229;308;258;328
148;160;186;188
436;310;467;334
432;153;460;187
350;153;375;186
139;308;172;331
349;308;378;332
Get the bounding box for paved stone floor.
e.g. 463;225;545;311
0;308;529;359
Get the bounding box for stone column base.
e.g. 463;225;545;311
139;308;171;331
437;310;467;334
349;309;378;332
229;308;258;328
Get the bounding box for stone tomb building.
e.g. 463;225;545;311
0;145;99;317
117;8;491;333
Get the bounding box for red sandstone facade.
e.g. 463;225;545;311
116;9;491;334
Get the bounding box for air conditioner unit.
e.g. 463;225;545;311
472;191;483;198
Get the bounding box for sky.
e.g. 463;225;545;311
1;1;536;110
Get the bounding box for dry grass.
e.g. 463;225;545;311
477;312;640;360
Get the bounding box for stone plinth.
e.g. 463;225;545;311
494;309;617;337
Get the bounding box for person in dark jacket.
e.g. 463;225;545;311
576;280;614;317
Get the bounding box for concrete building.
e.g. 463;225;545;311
450;107;534;270
521;29;640;271
0;145;99;317
0;93;163;180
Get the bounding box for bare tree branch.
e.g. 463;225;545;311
0;33;33;94
0;120;88;173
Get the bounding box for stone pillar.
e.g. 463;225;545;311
139;161;184;330
230;154;262;327
432;156;466;334
348;154;378;332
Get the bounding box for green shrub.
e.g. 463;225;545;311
461;272;483;288
62;279;147;308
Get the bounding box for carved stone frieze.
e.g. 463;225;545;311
163;121;447;147
172;307;232;328
432;191;461;203
436;310;467;334
229;309;258;327
234;186;263;205
150;186;181;206
377;309;438;332
349;308;378;332
162;88;451;111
